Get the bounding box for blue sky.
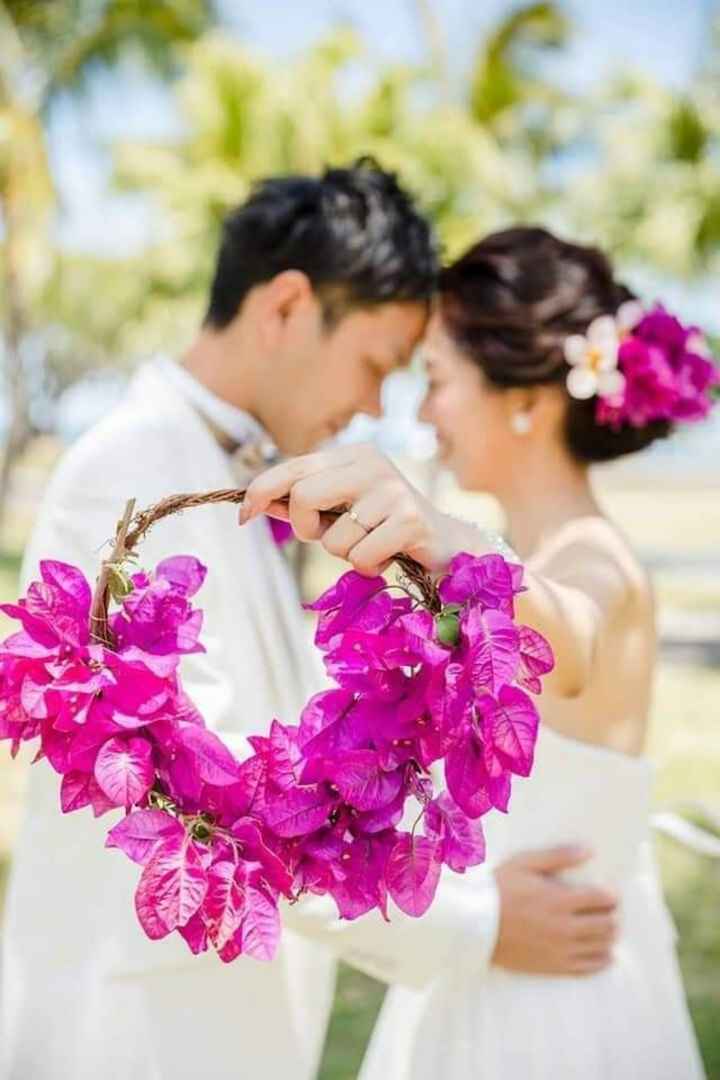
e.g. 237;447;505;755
217;0;708;85
49;0;716;255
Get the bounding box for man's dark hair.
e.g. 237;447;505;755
205;157;437;328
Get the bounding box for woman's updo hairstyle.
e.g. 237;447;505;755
438;227;672;463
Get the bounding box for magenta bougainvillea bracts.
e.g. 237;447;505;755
0;550;553;963
596;305;718;429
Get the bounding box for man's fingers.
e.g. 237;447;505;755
561;884;618;914
572;913;619;944
569;949;614;975
511;845;593;875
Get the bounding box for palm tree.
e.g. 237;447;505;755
0;0;215;543
113;26;549;337
468;2;570;136
564;58;720;277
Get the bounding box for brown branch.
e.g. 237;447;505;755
124;489;246;553
89;489;441;644
89;498;136;646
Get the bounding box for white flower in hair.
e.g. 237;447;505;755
564;301;644;402
687;330;712;358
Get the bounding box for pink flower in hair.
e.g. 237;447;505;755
565;299;718;432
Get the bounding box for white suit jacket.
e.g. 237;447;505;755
0;362;498;1080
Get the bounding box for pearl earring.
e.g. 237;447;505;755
511;412;532;436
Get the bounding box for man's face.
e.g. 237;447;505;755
260;293;429;454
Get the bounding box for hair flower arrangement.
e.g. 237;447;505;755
564;301;644;404
565;300;718;431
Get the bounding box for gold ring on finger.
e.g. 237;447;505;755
348;507;371;535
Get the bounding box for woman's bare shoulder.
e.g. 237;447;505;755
531;514;652;604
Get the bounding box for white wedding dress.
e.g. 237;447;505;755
359;722;705;1080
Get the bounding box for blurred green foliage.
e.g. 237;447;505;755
0;0;217;530
2;3;719;431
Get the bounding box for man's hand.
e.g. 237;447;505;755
492;846;619;976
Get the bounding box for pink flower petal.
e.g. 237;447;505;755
484;686;539;777
466;607;520;696
297;688;359;754
267;517;294;546
445;735;493;819
39;560;92;613
106;808;184;865
135;834;208;939
175;724;240;786
355;788;405;833
60;770;116;817
517;625;554;694
204;859;248;952
20;674;50;719
230;818;294;896
306;571;393;648
234;883;280;962
439;553;517;609
178;910;209;955
386;834;442;917
267;720;302;791
94;736;154;808
331;749;404;811
60;770;95;813
262;784;335;838
229;754;268;816
155;556;207;598
424;792;486;873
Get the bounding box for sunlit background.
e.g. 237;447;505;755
1;2;719;1077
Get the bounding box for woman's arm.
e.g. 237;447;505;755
521;526;633;695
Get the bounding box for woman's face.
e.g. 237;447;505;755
418;311;532;494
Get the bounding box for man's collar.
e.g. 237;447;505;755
154;355;277;460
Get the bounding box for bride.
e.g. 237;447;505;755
241;226;711;1078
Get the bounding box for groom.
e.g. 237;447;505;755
2;160;617;1080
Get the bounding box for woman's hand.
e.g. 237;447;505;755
239;444;473;575
241;446;636;701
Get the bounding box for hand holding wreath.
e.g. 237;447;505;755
0;486;553;963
